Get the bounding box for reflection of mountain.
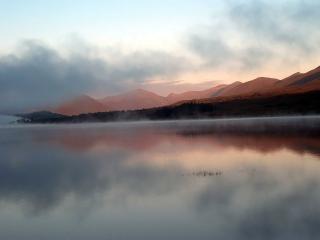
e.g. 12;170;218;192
32;118;320;157
51;66;320;116
1;122;320;239
0;120;319;214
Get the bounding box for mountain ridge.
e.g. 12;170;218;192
51;65;320;116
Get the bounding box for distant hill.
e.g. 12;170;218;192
100;89;168;111
216;77;280;97
166;84;227;104
211;81;242;97
50;65;320;116
17;111;65;122
53;95;107;116
212;66;320;98
285;66;320;86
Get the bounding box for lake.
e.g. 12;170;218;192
0;117;320;240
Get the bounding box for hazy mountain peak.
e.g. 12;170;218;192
167;93;177;98
73;94;97;101
127;88;161;96
230;81;242;86
250;77;279;82
53;95;107;116
132;88;151;93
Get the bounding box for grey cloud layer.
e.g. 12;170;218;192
187;0;320;69
0;41;187;113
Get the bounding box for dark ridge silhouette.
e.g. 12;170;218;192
17;111;65;122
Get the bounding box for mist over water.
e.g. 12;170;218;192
0;115;20;125
0;117;320;240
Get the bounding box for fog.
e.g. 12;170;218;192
0;115;20;124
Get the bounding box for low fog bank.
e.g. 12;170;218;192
165;115;320;134
10;115;320;137
0;115;20;125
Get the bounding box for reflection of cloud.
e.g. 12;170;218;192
194;164;320;239
0;139;181;215
34;118;320;156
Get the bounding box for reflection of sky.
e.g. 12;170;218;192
0;119;320;239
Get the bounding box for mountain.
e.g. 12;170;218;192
50;65;320;116
211;81;242;97
17;111;65;122
276;72;303;87
208;66;320;98
25;90;320;124
214;77;280;97
166;84;227;104
55;86;230;115
100;89;168;111
54;95;107;116
276;66;320;92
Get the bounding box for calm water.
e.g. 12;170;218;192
0;117;320;240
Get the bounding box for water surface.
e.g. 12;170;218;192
0;117;320;240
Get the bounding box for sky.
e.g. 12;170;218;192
0;0;320;112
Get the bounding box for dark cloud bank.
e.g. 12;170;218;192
0;41;187;113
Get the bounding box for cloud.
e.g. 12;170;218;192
186;0;320;70
0;40;188;113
